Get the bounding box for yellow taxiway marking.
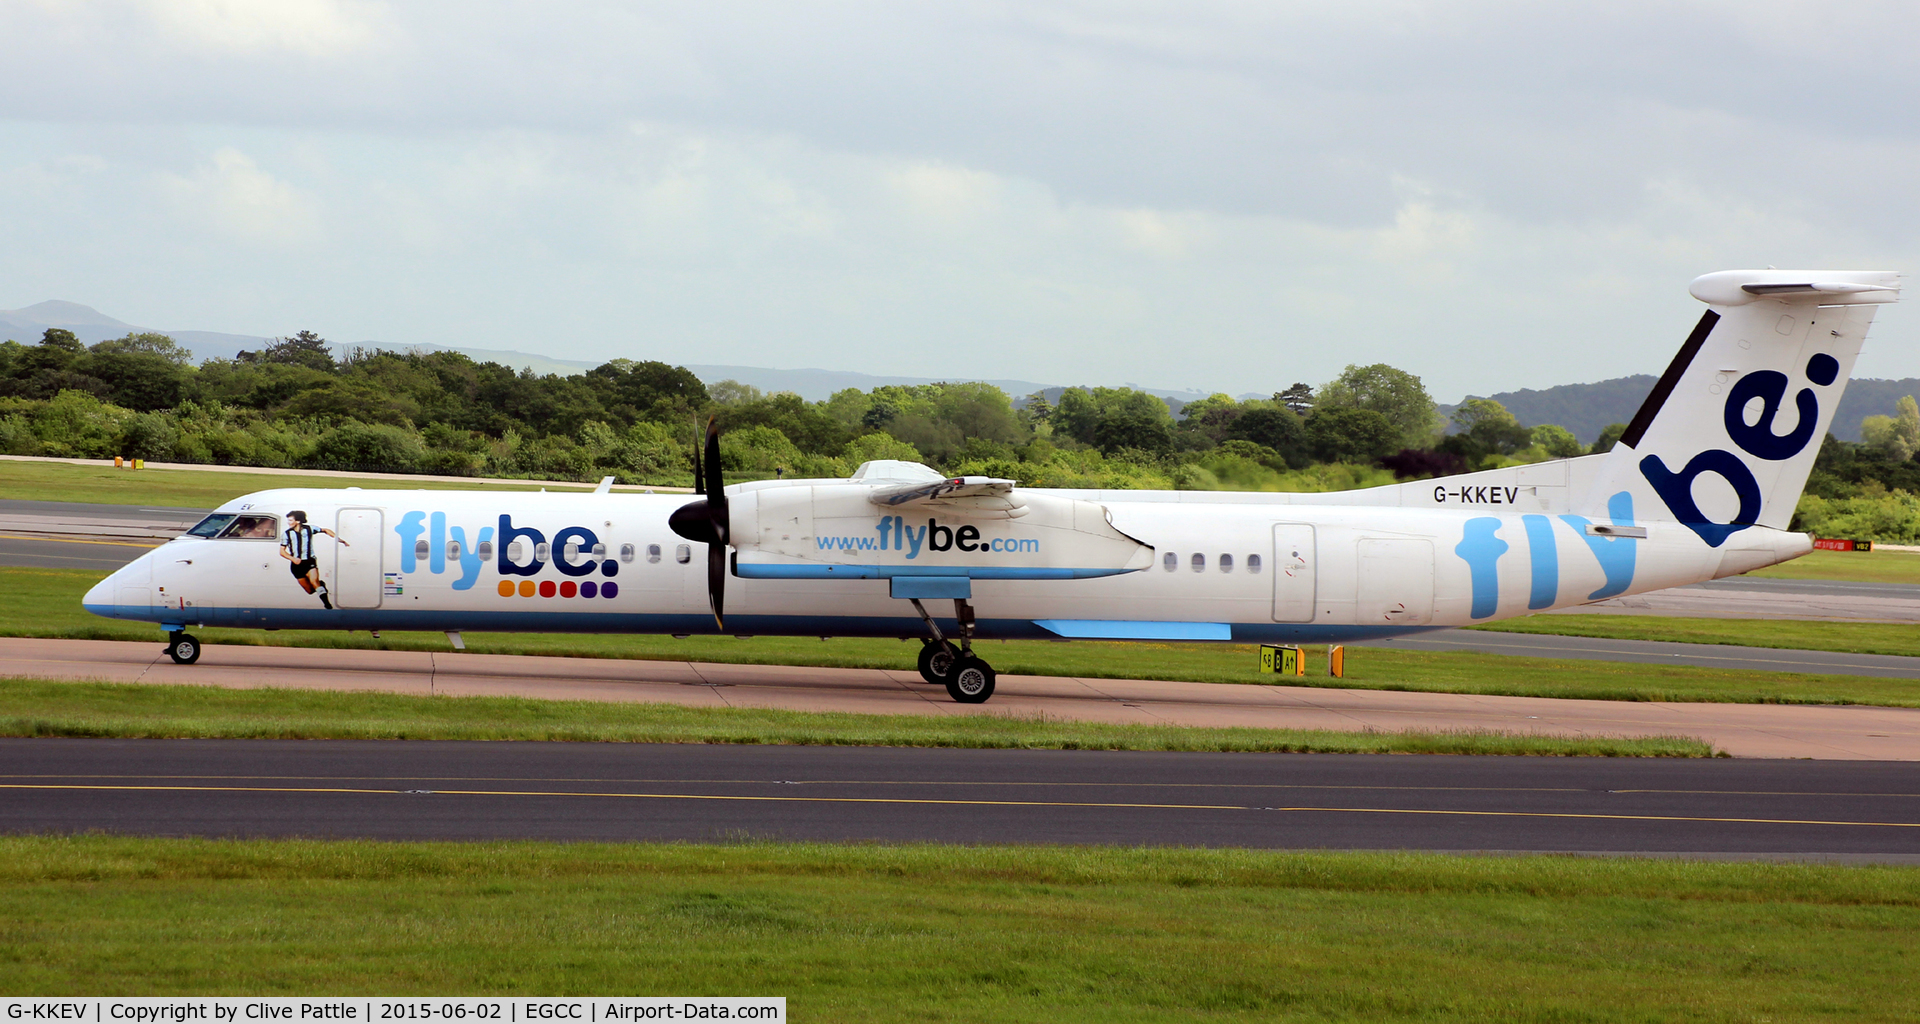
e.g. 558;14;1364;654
2;782;1918;829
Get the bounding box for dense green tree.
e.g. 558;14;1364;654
1860;395;1920;462
1276;382;1315;415
1054;386;1176;455
1316;363;1440;449
238;330;336;372
1305;406;1398;463
1590;422;1629;454
1530;423;1585;460
1224;404;1308;467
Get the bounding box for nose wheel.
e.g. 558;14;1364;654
166;633;201;665
908;598;996;703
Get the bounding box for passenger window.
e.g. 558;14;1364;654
1162;551;1177;572
647;544;662;564
1219;553;1233;572
535;542;550;562
186;514;236;539
621;543;636;563
1246;553;1262;574
675;544;692;564
507;541;525;563
1191;553;1206;572
477;541;493;561
563;542;579;561
592;543;606;559
415;539;430;560
447;540;462;560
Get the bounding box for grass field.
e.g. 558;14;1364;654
0;677;1713;755
8;567;1920;707
2;836;1916;1020
1742;546;1920;584
0;459;632;508
1473;614;1920;658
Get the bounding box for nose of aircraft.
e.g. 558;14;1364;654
82;572;118;615
83;550;153;619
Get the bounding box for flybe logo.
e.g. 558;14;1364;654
1639;352;1838;547
395;513;620;599
815;517;1042;558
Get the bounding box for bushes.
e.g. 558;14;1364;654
1792;491;1920;545
305;422;428;472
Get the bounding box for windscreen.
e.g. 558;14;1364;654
185;514;235;538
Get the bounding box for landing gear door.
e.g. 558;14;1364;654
1272;524;1316;623
333;508;385;609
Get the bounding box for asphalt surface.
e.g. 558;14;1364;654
1681;576;1920;601
0;498;206;521
1365;631;1920;679
0;535;157;570
5;739;1918;858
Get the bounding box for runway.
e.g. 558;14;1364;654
5;738;1918;858
8;637;1920;759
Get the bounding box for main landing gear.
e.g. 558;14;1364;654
166;632;201;665
909;598;995;704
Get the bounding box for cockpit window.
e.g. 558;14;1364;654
185;514;235;538
219;515;279;540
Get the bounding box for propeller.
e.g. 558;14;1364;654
668;418;729;628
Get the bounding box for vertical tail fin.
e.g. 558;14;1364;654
1583;269;1901;545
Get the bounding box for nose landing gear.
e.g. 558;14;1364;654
908;597;995;703
165;632;201;665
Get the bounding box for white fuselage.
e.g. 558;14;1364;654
82;469;1809;644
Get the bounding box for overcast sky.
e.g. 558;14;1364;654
3;0;1916;400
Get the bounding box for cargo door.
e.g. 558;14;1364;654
1271;524;1316;623
333;509;385;609
1356;538;1433;625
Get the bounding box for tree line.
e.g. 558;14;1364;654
2;325;1915;537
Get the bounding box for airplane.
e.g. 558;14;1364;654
83;269;1901;703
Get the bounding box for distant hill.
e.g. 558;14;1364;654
1440;376;1657;445
6;300;1914;440
1440;373;1920;444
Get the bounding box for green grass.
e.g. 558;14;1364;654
2;836;1917;1019
0;458;625;508
0;677;1715;756
1473;614;1920;658
1741;546;1920;584
12;567;1920;708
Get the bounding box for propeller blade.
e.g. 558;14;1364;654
704;417;726;532
704;418;728;626
691;417;704;495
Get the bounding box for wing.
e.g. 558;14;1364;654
867;476;1029;520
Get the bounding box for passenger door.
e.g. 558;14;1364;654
332;509;385;609
1271;524;1316;622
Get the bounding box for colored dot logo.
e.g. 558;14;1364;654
496;578;617;598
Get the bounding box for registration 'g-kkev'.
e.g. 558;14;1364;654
85;270;1902;702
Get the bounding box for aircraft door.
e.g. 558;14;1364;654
332;509;385;609
1271;524;1316;623
1356;539;1434;625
